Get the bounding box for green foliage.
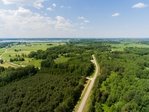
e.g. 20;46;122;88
0;65;38;86
0;73;83;112
0;43;96;112
0;59;4;64
30;44;95;76
90;47;149;112
4;40;149;112
0;42;12;48
10;57;25;62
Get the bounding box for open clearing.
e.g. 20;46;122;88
0;42;64;68
111;43;149;51
54;56;70;64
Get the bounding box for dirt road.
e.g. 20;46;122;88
77;55;99;112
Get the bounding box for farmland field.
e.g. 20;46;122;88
110;42;149;51
0;42;64;68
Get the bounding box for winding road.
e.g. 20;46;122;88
77;55;100;112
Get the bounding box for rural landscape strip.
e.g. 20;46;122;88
0;48;7;58
77;55;100;112
0;48;21;67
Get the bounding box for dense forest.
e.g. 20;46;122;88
89;46;149;112
0;44;95;112
0;66;38;87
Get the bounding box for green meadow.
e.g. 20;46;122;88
0;42;64;68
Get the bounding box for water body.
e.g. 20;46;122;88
0;38;149;43
0;38;70;43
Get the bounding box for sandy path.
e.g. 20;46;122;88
77;55;99;112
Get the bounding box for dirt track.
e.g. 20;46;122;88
77;55;99;112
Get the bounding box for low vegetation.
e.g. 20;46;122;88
0;42;61;68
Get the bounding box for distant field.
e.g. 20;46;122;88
0;42;64;68
111;42;149;51
1;42;149;68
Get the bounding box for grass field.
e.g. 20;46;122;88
54;56;70;64
1;42;149;68
0;42;64;68
111;42;149;51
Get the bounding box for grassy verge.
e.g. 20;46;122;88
73;79;91;112
73;68;95;112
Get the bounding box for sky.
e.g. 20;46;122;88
0;0;149;38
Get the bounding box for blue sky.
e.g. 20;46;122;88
0;0;149;38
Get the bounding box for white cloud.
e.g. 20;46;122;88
1;0;13;4
55;16;73;30
0;7;74;37
78;16;90;23
77;16;90;30
60;5;71;9
1;0;23;4
132;2;148;9
47;7;53;11
14;7;33;16
47;3;57;12
84;20;90;23
0;7;53;35
1;0;36;5
78;16;86;20
112;13;120;17
52;3;56;8
1;0;45;9
33;0;44;9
